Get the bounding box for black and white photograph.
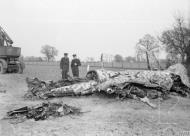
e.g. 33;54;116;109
0;0;190;135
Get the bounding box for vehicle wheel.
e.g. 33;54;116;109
16;63;23;74
0;63;6;74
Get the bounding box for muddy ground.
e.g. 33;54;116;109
0;65;190;136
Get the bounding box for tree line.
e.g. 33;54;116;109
23;15;190;74
135;16;190;70
111;15;189;73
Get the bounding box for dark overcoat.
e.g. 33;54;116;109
60;57;69;71
71;58;81;77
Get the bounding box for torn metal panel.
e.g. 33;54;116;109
24;77;90;99
46;81;98;97
87;69;173;91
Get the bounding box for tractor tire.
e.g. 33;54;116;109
0;63;6;74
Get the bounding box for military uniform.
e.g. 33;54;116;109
71;58;81;77
60;56;69;79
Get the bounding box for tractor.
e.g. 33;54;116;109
0;26;24;74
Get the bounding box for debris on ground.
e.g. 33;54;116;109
23;64;190;108
167;63;190;87
24;77;89;99
3;102;82;123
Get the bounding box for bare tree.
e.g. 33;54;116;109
41;45;58;61
114;54;123;62
160;16;190;65
136;34;160;70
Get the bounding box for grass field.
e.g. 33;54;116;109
24;64;128;80
0;64;190;136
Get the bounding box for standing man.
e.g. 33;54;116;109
60;53;69;80
71;54;81;78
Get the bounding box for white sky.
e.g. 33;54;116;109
0;0;189;61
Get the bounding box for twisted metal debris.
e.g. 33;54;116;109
24;66;190;108
24;77;89;99
4;102;81;123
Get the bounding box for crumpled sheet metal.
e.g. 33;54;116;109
86;69;120;82
24;77;90;99
87;69;190;100
4;102;81;123
87;69;173;91
123;71;173;90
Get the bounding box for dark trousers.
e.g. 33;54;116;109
71;67;79;77
62;70;68;80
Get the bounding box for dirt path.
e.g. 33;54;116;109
1;67;190;136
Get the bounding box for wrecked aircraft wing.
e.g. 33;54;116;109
44;80;98;98
24;77;89;99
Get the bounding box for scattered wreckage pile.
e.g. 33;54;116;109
4;101;82;123
5;64;190;123
23;65;190;108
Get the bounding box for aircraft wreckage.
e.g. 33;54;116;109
4;64;190;123
23;66;190;108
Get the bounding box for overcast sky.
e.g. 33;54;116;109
1;0;189;61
